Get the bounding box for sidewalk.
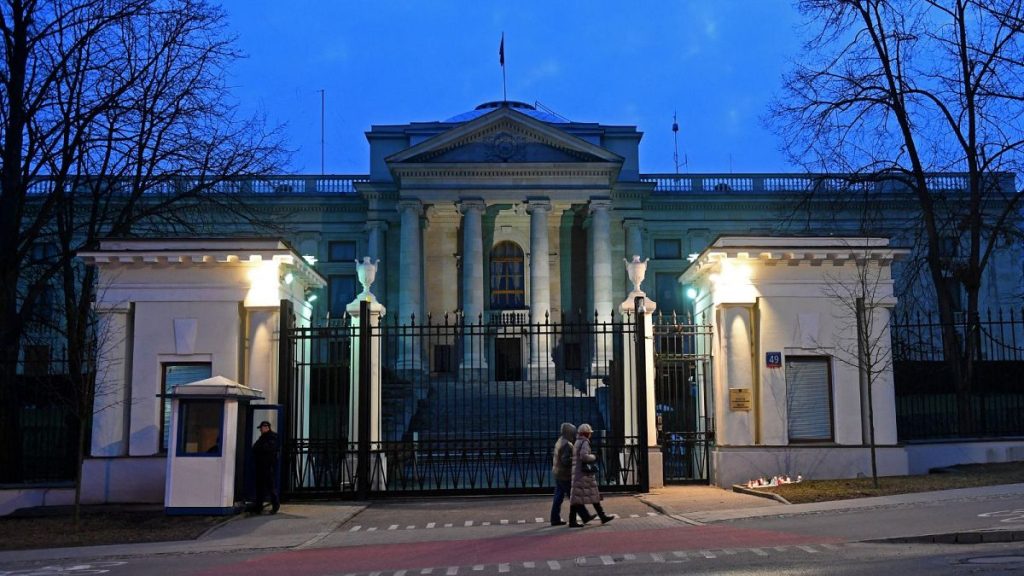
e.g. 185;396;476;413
2;483;1022;563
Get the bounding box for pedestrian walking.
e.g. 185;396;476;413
252;420;280;514
569;423;615;527
550;422;576;526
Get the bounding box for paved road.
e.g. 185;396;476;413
1;485;1022;576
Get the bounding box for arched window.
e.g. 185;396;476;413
490;241;525;309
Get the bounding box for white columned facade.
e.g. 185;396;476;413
459;198;488;371
589;199;613;374
527;199;553;370
397;200;423;370
91;303;132;457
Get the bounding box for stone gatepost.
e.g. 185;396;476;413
619;256;661;489
347;257;387;490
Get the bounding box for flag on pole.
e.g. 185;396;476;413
499;33;505;67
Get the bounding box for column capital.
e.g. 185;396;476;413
397;199;423;216
622;218;645;232
525;198;552;213
588;198;612;213
457;198;486;214
364;220;390;233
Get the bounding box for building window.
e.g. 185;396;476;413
654;239;682;259
785;356;833;442
329;275;358;317
162;363;212;452
328;241;357;262
176;400;223;456
655;272;684;316
490;241;525;310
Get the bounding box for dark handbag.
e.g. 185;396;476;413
582;461;598;475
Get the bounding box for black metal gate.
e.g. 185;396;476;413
279;303;641;499
653;312;714;483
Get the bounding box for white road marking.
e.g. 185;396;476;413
395;571;407;576
421;569;433;575
482;521;491;526
672;551;689;560
349;525;362;532
517;520;526;524
523;561;536;568
700;550;716;559
624;554;636;561
821;543;841;550
797;545;818;553
651;553;665;562
535;517;544;523
367;527;377;532
446;567;458;575
721;548;736;555
444;523;453;528
472;565;484;571
388;524;399;531
464;520;473;527
406;525;416;530
427;522;436;529
600;555;614;565
501;519;509;525
547;560;561;570
498;563;510;573
750;548;768;556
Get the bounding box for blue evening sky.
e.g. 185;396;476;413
220;1;806;175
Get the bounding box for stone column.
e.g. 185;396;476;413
397;200;423;371
365;220;388;261
90;303;132;457
527;199;553;370
623;219;644;261
589;199;613;374
459;198;488;372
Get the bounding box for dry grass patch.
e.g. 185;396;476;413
760;461;1024;504
0;505;225;551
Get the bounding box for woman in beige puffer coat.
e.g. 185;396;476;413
568;423;615;527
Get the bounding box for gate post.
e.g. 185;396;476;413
348;297;387;496
622;296;662;490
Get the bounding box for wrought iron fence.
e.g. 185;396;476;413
892;307;1024;440
281;308;643;497
0;361;81;484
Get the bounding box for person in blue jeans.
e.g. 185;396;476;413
549;422;576;526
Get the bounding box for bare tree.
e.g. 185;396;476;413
0;0;286;514
772;0;1024;432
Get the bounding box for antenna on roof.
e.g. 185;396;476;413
672;111;680;174
534;101;571;122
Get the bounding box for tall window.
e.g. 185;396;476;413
329;275;358;317
162;363;212;452
490;241;525;310
328;240;357;262
785;357;833;442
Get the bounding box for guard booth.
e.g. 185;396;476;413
163;375;264;515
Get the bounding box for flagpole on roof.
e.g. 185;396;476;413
499;32;507;103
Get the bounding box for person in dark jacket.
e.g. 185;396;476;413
569;423;615;527
252;420;280;514
550;422;576;526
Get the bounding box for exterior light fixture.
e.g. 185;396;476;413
283;272;294;285
686;287;698;300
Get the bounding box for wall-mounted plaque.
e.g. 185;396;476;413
729;388;752;412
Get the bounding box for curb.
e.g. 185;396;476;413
868;530;1024;545
731;484;791;505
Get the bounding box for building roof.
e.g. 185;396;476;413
445;101;570;124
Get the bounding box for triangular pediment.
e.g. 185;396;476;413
386;107;623;166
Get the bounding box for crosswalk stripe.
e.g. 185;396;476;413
535;517;544;523
420;569;432;574
797;545;818;553
523;561;535;568
388;525;399;530
446;567;458;575
722;548;736;555
700;550;716;559
464;521;474;527
500;519;509;525
472;565;484;571
444;523;453;528
750;548;768;556
427;522;436;529
672;551;689;560
600;556;614;565
624;554;636;561
406;526;416;530
547;560;560;570
394;571;407;576
498;563;510;573
349;526;362;532
651;553;665;563
370;572;381;576
367;527;377;532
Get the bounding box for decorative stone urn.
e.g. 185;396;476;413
621;255;656;313
355;256;380;302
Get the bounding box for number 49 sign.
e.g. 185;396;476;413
766;352;782;368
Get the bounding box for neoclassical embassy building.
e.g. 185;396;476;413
7;99;1023;512
278;100;1018;325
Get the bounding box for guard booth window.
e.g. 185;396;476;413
785;356;833;442
162;363;212;452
